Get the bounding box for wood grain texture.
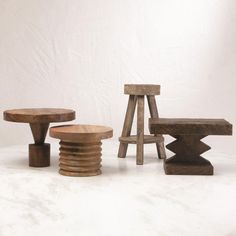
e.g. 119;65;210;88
50;125;113;142
119;135;163;144
118;95;137;158
29;143;50;167
147;95;166;159
136;96;144;165
30;123;49;144
124;84;160;95
164;135;213;175
50;125;113;177
147;95;159;118
149;118;233;135
149;118;233;175
4;108;75;123
3;108;76;167
58;141;102;177
164;161;213;175
118;84;165;164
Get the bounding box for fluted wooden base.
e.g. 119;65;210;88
59;141;102;177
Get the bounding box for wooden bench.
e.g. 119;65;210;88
149;118;233;175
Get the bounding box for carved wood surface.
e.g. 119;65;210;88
50;125;113;142
149;118;233;135
50;124;113;176
3;108;76;168
124;84;160;95
119;135;163;144
4;108;75;123
59;141;102;177
149;118;233;175
147;95;166;159
137;95;144;165
118;95;137;158
118;84;166;163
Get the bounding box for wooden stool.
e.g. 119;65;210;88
50;124;113;177
3;108;75;167
149;118;233;175
118;84;166;165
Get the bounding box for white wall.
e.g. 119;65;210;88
0;0;235;154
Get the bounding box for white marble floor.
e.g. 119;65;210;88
0;140;236;236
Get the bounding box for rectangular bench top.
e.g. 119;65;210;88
149;118;233;135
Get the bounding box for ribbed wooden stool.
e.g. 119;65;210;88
50;125;113;177
118;84;166;165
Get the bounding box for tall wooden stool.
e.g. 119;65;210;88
118;84;166;165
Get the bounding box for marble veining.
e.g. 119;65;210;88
0;141;236;236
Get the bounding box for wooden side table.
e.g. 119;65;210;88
118;84;166;165
149;118;233;175
50;124;113;177
3;108;75;167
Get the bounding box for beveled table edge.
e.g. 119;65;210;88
3;108;76;123
49;124;113;142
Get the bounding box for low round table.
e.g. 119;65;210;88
4;108;75;167
49;124;113;177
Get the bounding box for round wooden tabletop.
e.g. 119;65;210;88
50;124;113;142
4;108;76;123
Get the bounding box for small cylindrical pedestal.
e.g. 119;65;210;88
29;143;50;167
59;141;102;177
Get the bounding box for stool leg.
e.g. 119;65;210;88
137;95;144;165
29;123;50;167
147;95;166;159
118;95;137;158
30;123;49;144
